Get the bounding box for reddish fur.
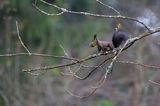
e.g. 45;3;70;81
94;35;114;53
96;40;114;52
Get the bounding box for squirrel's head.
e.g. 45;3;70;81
89;34;97;47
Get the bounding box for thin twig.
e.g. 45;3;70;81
59;44;74;74
91;73;107;88
66;64;109;99
96;0;121;15
66;87;98;99
60;65;82;79
122;27;160;51
76;55;115;80
106;40;130;74
0;53;79;61
33;3;65;16
117;60;160;69
59;44;86;79
16;21;31;55
149;80;160;86
81;64;103;68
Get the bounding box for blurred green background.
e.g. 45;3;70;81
0;0;160;106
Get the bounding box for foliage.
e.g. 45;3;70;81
95;99;113;106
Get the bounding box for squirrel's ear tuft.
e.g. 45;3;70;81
117;23;122;29
93;34;97;39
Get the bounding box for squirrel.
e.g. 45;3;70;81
90;34;114;53
112;23;129;48
90;24;129;53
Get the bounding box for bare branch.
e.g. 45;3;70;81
35;0;151;32
66;87;98;99
33;3;65;16
96;0;121;15
91;73;107;88
61;64;90;80
0;21;80;62
66;62;110;99
26;71;42;76
0;52;79;61
76;55;115;80
59;44;74;74
22;62;78;72
149;80;160;86
59;44;86;79
117;60;160;69
107;39;130;74
16;21;31;54
23;51;113;72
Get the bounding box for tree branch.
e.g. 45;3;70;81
34;0;151;32
16;21;31;55
96;0;121;15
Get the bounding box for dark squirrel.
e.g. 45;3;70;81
90;34;114;53
90;24;129;53
112;23;129;48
